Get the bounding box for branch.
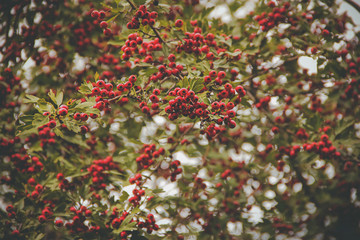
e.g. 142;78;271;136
125;0;137;9
345;0;360;14
125;0;165;44
139;30;156;38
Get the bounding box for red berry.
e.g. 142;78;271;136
48;120;56;128
100;21;108;28
55;219;63;227
59;108;68;116
168;54;176;62
175;19;183;28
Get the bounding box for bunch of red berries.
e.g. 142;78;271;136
135;144;165;170
38;206;54;223
303;133;340;159
91;9;112;36
6;205;16;219
10;154;43;174
65;206;92;234
137;213;159;234
87;156;121;190
169;160;182;182
38;123;56;147
165;87;209;121
129;187;146;206
254;1;290;31
127;5;158;29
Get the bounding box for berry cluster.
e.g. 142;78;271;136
91;9;113;36
22;20;61;39
255;96;271;109
73;111;97;122
38;206;54;223
176;28;215;56
169;160;182;182
97;53;119;65
27;178;43;199
303;133;340;159
137;213;159;234
92;79;116;98
6;205;16;219
139;88;161;113
165;88;208;120
345;58;360;76
10;154;43;174
69;19;96;50
202;123;226;140
129;187;146;206
220;169;232;179
295;128;309;140
58;104;68;116
129;173;142;185
116;75;137;93
254;1;290;31
0;136;20;154
127;5;158;29
342;78;360;102
38;123;56;147
87;156;121;190
204;70;226;86
57;173;77;191
148;55;184;82
65;206;92;234
135;144;165;170
0;68;21;107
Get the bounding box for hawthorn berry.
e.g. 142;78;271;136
175;19;183;27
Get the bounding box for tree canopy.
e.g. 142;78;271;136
0;0;360;239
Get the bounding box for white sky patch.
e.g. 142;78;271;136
173;151;202;166
298;56;317;75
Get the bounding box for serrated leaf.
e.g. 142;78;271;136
53;128;64;138
32;113;49;128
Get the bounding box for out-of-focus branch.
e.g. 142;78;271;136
344;0;360;14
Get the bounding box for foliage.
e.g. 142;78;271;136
0;0;360;239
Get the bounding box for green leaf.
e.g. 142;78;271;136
75;101;95;109
23;95;40;104
79;82;93;95
94;72;99;81
32;113;49;128
335;119;355;138
305;113;321;132
16;124;37;136
190;78;204;93
34;233;45;240
53;128;64;138
119;191;129;202
179;76;189;88
48;89;57;105
56;91;63;106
